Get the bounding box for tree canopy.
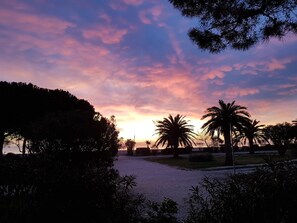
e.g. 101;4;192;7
0;81;119;161
155;114;196;158
169;0;297;53
236;119;267;154
201;100;250;165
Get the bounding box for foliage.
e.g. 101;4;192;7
135;147;151;156
196;132;223;148
169;0;297;53
143;198;179;223
201;100;250;165
0;81;120;161
186;161;297;223
235;119;267;154
0;154;184;223
264;122;296;155
161;147;192;155
0;154;144;223
125;139;136;156
155;114;196;158
188;153;213;162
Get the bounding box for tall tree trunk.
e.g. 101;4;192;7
0;129;4;157
224;125;233;166
22;138;27;156
248;137;255;154
173;144;179;158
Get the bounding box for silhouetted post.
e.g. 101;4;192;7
0;128;4;157
22;138;27;156
230;123;236;174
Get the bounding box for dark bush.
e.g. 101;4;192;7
161;147;192;155
161;148;174;155
288;144;297;158
261;144;278;151
0;154;144;223
151;149;158;156
186;161;297;223
143;198;179;223
202;147;219;153
135;147;151;156
188;153;213;162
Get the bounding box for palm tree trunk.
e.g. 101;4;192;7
248;137;255;154
22;138;27;156
0;129;4;157
224;126;233;166
173;145;179;158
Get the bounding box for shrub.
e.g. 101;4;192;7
186;161;297;223
288;144;297;158
0;154;144;223
188;153;213;162
161;147;192;155
135;147;151;156
151;149;158;156
143;198;179;223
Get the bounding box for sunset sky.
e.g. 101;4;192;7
1;0;297;145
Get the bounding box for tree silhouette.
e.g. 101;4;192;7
0;81;119;160
264;122;295;155
201;100;250;165
125;139;136;156
169;0;297;53
154;114;196;158
236;119;267;154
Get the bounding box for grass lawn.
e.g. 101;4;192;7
145;153;295;170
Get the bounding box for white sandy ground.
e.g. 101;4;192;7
114;154;255;219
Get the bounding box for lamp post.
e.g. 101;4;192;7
230;123;236;174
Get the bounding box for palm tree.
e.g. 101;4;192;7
154;114;196;158
237;119;267;154
145;140;151;148
201;100;250;165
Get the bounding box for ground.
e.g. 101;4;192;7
114;154;255;218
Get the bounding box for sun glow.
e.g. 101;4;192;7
117;115;205;144
118;117;157;142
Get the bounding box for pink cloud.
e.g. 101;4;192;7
138;6;162;24
212;87;260;98
99;13;112;23
202;66;232;80
2;29;110;59
109;1;127;11
0;8;74;35
166;30;187;66
244;99;297;125
123;0;143;6
235;57;294;75
83;26;128;44
139;11;151;24
266;58;292;71
277;88;297;96
0;0;31;11
256;34;297;50
278;84;296;89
